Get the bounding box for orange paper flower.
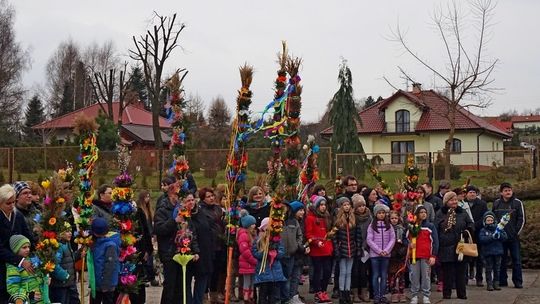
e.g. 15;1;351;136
48;217;57;225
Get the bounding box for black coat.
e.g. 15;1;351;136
198;202;225;251
435;206;474;263
244;203;271;228
135;208;153;256
425;193;443;213
0;209;33;297
492;195;525;240
153;197;199;262
332;218;363;258
465;197;488;239
189;207;216;275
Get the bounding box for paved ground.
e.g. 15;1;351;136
80;269;540;303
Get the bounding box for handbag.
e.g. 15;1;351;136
456;230;478;260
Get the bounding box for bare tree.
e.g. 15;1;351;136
392;0;499;179
208;96;231;129
129;12;187;182
185;93;206;126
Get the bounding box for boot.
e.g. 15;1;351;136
346;291;353;304
494;281;501;290
398;293;406;303
339;291;346;304
359;288;369;302
487;283;494;291
210;292;224;304
390;293;399;303
351;288;361;303
203;293;210;304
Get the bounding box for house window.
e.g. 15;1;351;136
450;138;462;153
395;110;410;132
391;141;415;164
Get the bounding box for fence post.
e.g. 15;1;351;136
533;148;538;179
428;152;433;184
8;148;13;183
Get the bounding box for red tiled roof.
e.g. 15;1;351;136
511;115;540;123
483;117;513;132
33;102;170;129
321;90;511;138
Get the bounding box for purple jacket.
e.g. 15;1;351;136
367;221;396;258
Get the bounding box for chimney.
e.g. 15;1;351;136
412;82;422;93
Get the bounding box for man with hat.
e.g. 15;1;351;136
13;181;39;242
464;185;488;286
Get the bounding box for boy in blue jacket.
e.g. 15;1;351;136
50;222;81;304
90;217;121;304
478;211;507;291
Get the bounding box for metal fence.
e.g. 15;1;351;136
0;146;333;189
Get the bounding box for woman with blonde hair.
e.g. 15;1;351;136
243;186;270;227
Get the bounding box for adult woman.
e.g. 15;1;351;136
243;186;270;227
154;186;200;304
131;190;154;303
0;184;34;304
435;191;474;300
362;188;379;212
198;188;226;304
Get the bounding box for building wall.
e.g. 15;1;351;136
383;96;422;132
359;131;505;166
513;121;540;129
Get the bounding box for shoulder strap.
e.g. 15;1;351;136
11;209;17;232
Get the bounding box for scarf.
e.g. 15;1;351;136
444;208;457;232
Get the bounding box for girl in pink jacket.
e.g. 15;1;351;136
237;210;258;304
367;203;395;304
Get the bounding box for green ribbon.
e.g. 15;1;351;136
87;250;96;299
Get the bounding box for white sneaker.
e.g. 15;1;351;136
410;296;418;304
422;296;431;304
290;295;304;304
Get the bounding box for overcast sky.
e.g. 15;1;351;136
12;0;540;122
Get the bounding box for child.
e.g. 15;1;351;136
305;195;334;303
50;222;81;304
388;210;407;303
6;234;45;304
366;204;395;304
290;201;309;304
351;194;371;302
408;206;438;304
89;217;121;304
478;211;507;291
332;197;362;304
281;201;307;304
237;210;258;304
252;217;286;304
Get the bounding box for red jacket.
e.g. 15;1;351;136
237;228;257;274
408;221;439;259
305;211;333;257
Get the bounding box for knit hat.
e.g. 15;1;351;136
259;217;270;231
13;181;30;198
91;217;109;235
239;209;256;228
443;191;457;206
10;235;30;254
351;194;366;209
289;200;305;214
335;196;351;208
466;185;479;194
310;195;326;210
373;203;390;215
61;221;72;232
483;211;496;226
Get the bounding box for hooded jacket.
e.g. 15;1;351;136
465;197;488;238
478;211;508;256
252;239;287;284
305;209;333;257
332;215;362;258
237;227;257;274
92;232;121;291
366;221;395;258
407;220;439;259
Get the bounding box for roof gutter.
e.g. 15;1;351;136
477;130;486;171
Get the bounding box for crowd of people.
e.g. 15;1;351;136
0;174;526;304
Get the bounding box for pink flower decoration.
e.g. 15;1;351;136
120;274;137;286
44;196;52;205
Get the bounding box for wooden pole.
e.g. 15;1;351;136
224;246;234;304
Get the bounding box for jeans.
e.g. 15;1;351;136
188;273;210;304
409;259;431;298
500;239;523;286
441;261;467;298
280;256;295;302
50;285;81;304
484;255;502;287
311;256;333;293
371;257;390;300
338;258;354;291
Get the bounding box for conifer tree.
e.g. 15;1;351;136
129;66;148;108
329;59;367;177
23;94;45;142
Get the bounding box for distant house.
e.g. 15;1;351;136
32;102;171;148
510;115;540;130
321;84;511;169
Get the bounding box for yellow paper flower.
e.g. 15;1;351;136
41;180;51;189
50;238;59;248
173;253;194;266
56;197;65;204
44;261;56;272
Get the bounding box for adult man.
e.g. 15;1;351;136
13;182;39;242
435;181;451;201
340;175;359;200
464;185;488;286
422;183;443;213
492;182;525;288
